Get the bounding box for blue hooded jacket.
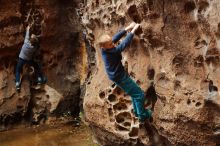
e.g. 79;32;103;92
101;30;134;81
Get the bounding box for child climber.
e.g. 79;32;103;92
15;25;46;91
98;22;152;123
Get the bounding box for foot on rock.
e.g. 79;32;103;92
37;76;47;85
15;82;21;92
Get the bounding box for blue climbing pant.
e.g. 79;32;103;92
114;74;151;122
15;58;43;83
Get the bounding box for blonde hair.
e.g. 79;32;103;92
98;34;112;47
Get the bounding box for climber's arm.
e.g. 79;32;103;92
114;24;140;52
112;30;127;43
114;33;134;52
112;22;136;43
24;26;30;43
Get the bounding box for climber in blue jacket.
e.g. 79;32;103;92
98;22;152;122
15;25;46;91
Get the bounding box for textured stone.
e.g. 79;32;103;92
0;0;82;127
82;0;220;145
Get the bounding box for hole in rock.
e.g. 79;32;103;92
213;127;220;133
95;0;99;6
127;0;133;5
144;83;157;110
187;99;191;105
195;102;202;107
209;80;218;92
198;1;209;13
194;39;207;48
108;94;117;102
108;7;112;11
205;56;220;66
113;102;127;111
194;55;204;67
111;83;116;88
116;125;129;131
172;54;185;68
115;112;131;123
123;122;131;128
216;23;220;35
148;36;164;48
108;108;113;117
99;91;105;99
147;67;155;80
127;5;142;23
116;116;125;123
184;1;196;13
134;26;143;35
129;127;139;137
174;80;181;91
124;61;128;72
147;0;153;11
129;138;137;144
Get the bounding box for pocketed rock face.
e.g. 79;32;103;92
0;0;83;127
82;0;220;145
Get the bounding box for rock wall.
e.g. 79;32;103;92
0;0;83;128
82;0;220;145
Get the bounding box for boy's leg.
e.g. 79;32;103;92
15;58;25;89
115;75;151;122
115;77;138;117
28;60;45;84
125;78;152;122
131;97;138;117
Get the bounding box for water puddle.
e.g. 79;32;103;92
0;123;97;146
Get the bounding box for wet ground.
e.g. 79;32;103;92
0;123;98;146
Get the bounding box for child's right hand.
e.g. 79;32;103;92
131;24;140;33
27;25;30;30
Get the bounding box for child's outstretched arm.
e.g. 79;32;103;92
24;25;31;43
114;24;140;52
112;22;136;43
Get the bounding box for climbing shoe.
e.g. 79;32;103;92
37;76;47;85
15;82;21;91
146;109;152;119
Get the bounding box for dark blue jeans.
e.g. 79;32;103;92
15;58;43;83
114;74;151;121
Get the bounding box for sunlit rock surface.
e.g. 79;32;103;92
82;0;220;145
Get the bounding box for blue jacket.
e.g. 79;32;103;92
19;29;36;61
101;30;134;81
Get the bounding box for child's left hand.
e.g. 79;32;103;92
125;22;136;31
